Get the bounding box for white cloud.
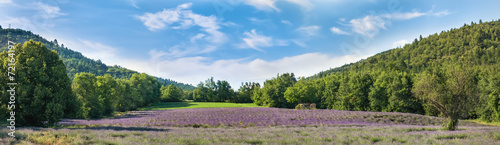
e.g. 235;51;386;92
133;52;371;88
126;0;139;9
283;0;314;11
135;4;185;31
350;15;386;38
244;0;280;12
381;11;427;20
292;39;307;47
136;3;227;58
34;2;66;18
433;10;450;17
78;39;118;63
348;10;450;38
244;0;315;12
136;3;225;44
330;27;350;35
249;17;270;25
296;25;320;36
392;39;409;48
0;0;12;4
240;29;273;51
281;20;292;25
1;17;32;29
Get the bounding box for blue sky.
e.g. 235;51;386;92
1;0;500;88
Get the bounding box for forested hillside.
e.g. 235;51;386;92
253;19;500;123
0;28;194;90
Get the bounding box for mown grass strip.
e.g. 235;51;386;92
139;102;263;110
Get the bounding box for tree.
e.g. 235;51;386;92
161;84;183;102
233;82;260;103
478;66;500;122
193;82;210;102
253;73;297;108
73;72;102;119
216;80;233;102
320;74;340;109
413;65;479;130
387;72;423;114
96;74;118;116
368;72;391;112
284;79;319;105
0;40;80;126
53;39;59;47
336;72;372;111
129;73;162;106
115;79;141;112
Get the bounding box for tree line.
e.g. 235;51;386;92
249;20;500;130
0;28;194;90
0;40;190;126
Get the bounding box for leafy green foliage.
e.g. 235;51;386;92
0;28;194;90
73;72;102;119
96;74;118;116
193;77;236;102
129;73;162;106
412;65;479;130
270;20;500;123
232;82;260;103
0;40;80;126
253;73;297;108
284;79;320;105
161;84;183;102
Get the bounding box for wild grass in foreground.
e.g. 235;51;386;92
2;125;500;145
138;102;262;110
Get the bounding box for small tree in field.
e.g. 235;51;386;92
413;65;478;130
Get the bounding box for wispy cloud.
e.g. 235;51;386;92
244;0;315;12
296;25;320;36
34;2;66;18
241;29;273;51
349;10;450;38
136;3;225;43
380;11;427;20
283;0;314;11
292;39;307;47
132;52;370;88
126;0;139;9
79;39;118;61
136;3;227;58
392;39;409;48
281;20;292;25
433;10;450;17
0;0;12;4
330;26;350;35
244;0;280;12
239;29;287;51
350;15;386;38
249;17;271;25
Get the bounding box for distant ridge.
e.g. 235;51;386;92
0;27;195;90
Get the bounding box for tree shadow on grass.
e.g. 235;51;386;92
62;126;171;132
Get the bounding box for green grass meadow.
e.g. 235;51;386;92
138;101;263;110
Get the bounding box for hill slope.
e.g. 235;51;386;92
273;19;500;122
311;20;500;79
0;28;194;90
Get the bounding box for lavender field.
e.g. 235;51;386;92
58;107;449;128
2;107;500;144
